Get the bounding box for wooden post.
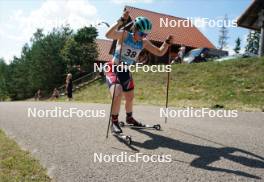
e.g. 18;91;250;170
258;10;264;57
259;24;264;57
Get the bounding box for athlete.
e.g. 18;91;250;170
105;11;172;134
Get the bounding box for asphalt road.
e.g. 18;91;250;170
0;102;264;182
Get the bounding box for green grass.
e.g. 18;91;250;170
0;129;51;182
71;57;264;111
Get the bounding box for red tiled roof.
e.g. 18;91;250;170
126;6;215;49
237;0;263;31
96;39;113;61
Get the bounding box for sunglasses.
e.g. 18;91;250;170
137;31;148;38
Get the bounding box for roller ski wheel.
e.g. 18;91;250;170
153;124;161;130
125;135;132;145
119;121;125;127
112;132;132;145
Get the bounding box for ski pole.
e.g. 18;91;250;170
165;45;172;123
106;77;117;138
106;28;126;139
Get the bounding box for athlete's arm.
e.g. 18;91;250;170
143;36;172;57
105;20;125;40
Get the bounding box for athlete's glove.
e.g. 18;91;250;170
117;15;133;31
165;35;173;45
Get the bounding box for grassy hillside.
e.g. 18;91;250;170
71;57;264;111
0;129;51;181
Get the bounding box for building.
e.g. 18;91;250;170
96;39;113;62
97;6;216;63
237;0;264;56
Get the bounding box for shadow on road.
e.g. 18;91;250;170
132;129;264;179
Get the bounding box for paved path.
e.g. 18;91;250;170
0;102;264;182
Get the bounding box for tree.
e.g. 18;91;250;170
30;29;44;42
7;56;30;99
233;37;241;54
5;25;98;100
29;27;72;93
245;30;260;55
218;14;229;50
74;26;98;73
61;37;80;69
7;27;73;100
0;58;9;100
62;26;98;74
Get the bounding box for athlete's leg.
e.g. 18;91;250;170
108;83;123;133
123;90;134;113
123;90;141;126
109;84;123;115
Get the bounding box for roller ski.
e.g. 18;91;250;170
119;117;161;131
111;122;132;145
